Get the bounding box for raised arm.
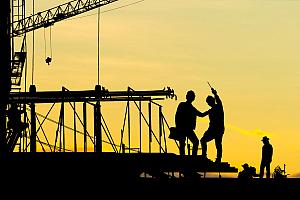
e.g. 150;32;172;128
211;88;222;107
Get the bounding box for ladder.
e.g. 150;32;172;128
11;0;27;89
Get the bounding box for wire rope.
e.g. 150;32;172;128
31;0;35;85
97;7;100;85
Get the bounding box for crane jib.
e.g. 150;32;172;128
11;0;119;37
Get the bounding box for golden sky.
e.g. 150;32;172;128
17;0;300;177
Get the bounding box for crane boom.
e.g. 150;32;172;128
11;0;118;37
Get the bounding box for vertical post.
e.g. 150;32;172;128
159;106;162;153
139;101;142;153
73;102;77;152
62;88;65;152
22;103;27;152
30;85;36;152
94;101;102;152
127;100;130;153
0;0;11;153
83;102;87;152
148;101;152;153
95;85;102;153
98;103;102;153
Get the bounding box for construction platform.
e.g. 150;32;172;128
1;152;237;179
1;152;299;197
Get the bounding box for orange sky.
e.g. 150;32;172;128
15;0;300;177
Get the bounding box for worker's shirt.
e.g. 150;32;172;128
262;143;273;163
208;94;224;130
175;102;200;130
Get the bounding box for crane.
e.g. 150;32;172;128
11;0;119;37
3;0;120;152
10;0;119;87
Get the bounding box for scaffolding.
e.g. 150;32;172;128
8;85;176;153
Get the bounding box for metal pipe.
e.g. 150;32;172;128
127;99;130;153
159;106;162;153
139;101;142;153
29;85;36;152
94;101;102;152
73;102;77;152
83;102;87;152
148;101;152;153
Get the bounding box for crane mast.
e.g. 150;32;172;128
1;0;120;152
12;0;119;37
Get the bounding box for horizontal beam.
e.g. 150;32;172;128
9;87;176;103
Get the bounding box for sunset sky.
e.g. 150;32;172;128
17;0;300;177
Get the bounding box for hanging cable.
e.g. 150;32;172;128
31;0;35;85
43;28;47;61
44;26;53;65
24;35;28;92
97;7;100;85
49;25;53;63
21;0;27;93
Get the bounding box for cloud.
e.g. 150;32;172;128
227;124;271;137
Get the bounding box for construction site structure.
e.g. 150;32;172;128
1;0;240;186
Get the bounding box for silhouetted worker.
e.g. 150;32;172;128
175;90;205;156
238;163;257;179
6;103;28;133
259;136;273;178
200;87;225;163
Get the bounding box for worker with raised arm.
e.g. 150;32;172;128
175;90;206;156
200;85;225;163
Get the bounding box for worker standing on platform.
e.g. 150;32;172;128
259;136;273;178
200;85;225;163
175;90;205;156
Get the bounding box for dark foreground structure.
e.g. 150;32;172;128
1;153;299;198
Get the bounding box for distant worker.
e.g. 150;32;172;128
6;103;28;133
259;136;273;178
175;90;205;156
200;85;225;163
238;163;257;179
